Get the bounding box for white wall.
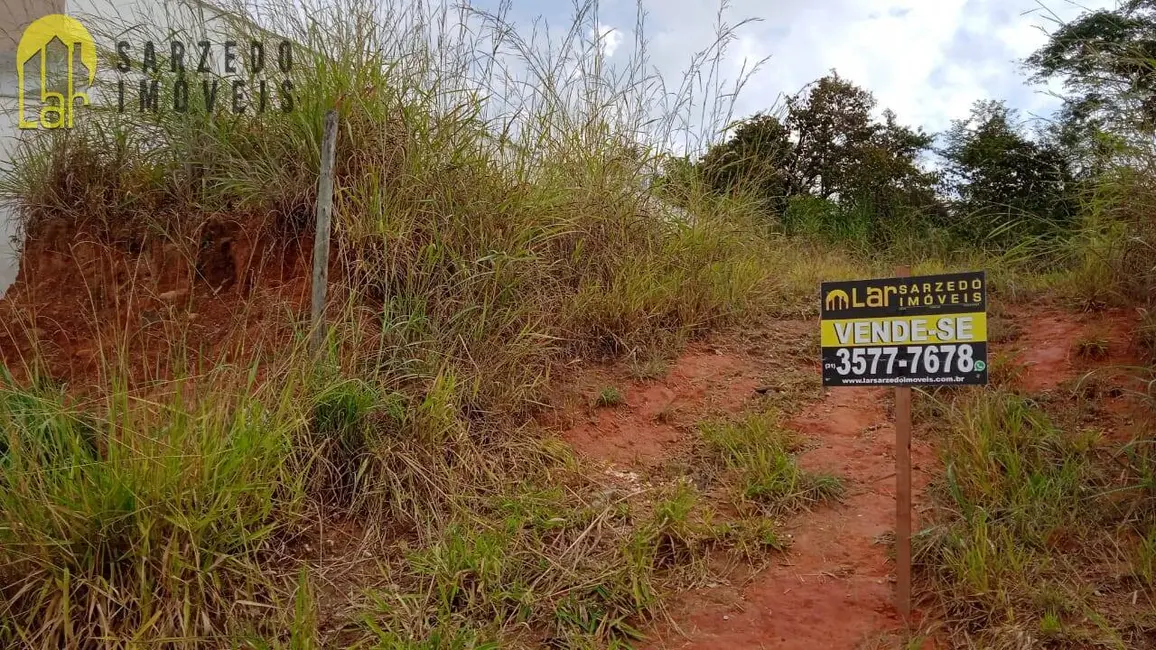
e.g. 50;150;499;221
0;54;19;298
0;0;232;298
0;0;115;297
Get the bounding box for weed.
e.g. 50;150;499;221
1075;335;1111;361
629;357;670;381
720;516;785;557
698;413;843;513
6;0;1153;646
917;389;1156;647
0;362;314;646
0;0;790;644
987;314;1023;344
595;387;626;408
355;477;691;649
987;350;1027;390
1136;527;1156;587
1039;610;1063;638
629;482;714;575
1138;308;1156;367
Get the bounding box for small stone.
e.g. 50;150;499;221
158;289;188;302
723;615;730;621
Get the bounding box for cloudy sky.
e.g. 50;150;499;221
482;0;1116;139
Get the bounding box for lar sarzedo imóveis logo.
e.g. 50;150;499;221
17;14;297;129
824;289;850;311
113;36;296;115
17;14;97;129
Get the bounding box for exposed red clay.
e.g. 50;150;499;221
648;385;935;649
559;346;761;467
4;225;1144;650
1009;306;1137;393
0;224;315;387
548;302;1148;649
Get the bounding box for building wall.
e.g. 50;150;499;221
0;0;230;297
0;0;67;297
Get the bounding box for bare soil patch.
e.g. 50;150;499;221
556;303;1147;649
549;319;816;469
0;223;314;386
649;385;931;649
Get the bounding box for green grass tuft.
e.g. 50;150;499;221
918;389;1156;648
595;386;626;408
699;413;843;514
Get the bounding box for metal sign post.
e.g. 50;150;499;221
819;268;988;622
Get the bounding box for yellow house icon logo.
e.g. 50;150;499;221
17;14;97;129
824;289;850;311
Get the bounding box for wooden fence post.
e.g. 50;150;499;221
310;110;339;354
894;264;913;623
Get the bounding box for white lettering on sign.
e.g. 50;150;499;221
832;316;976;346
834;322;852;343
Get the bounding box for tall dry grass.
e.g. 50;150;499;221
0;0;857;647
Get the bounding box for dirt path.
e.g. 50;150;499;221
646;306;1142;649
552;329;928;648
558;306;1140;649
648;385;933;649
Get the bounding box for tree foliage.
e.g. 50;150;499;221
1027;0;1156;135
939;101;1078;243
696;74;938;241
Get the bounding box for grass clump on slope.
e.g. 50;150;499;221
0;0;814;647
917;390;1156;648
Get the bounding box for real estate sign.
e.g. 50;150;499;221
820;271;988;387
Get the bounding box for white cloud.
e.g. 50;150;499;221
470;0;1117;152
595;22;623;58
619;0;1116;137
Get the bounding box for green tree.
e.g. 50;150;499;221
1027;0;1156;135
696;112;794;212
786;75;879;200
696;73;939;240
939;100;1077;244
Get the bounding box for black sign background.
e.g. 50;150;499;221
821;271;986;320
821;271;988;387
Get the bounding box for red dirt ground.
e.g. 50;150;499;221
1009;306;1137;393
0;222;315;386
647;385;931;650
558;303;1143;650
2;224;1145;649
557;344;764;467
